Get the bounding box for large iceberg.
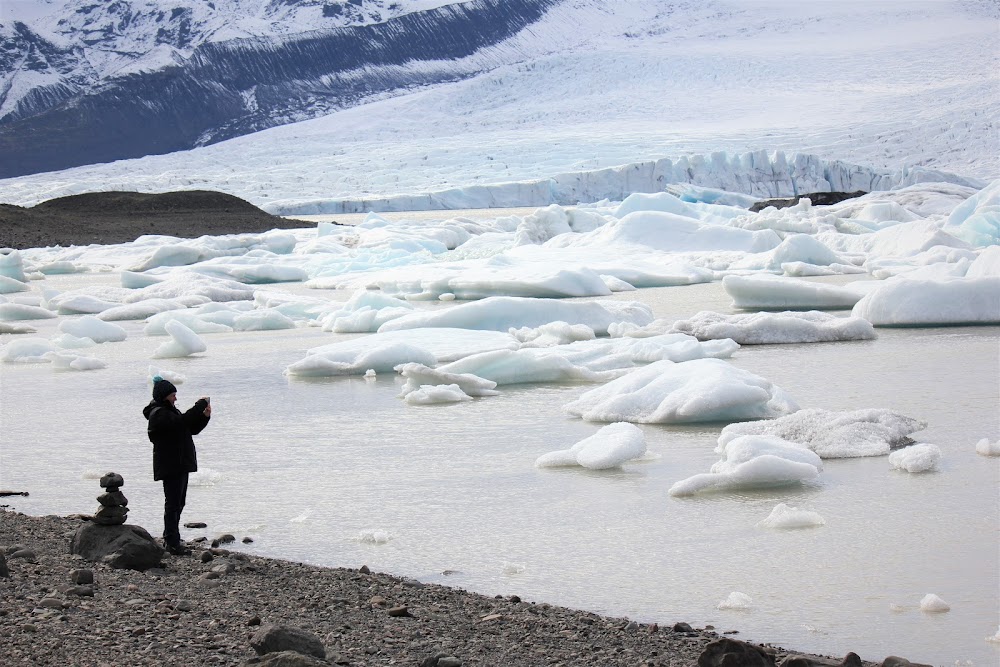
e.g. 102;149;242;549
722;274;865;310
565;358;798;424
851;277;1000;325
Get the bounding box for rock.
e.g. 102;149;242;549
0;551;8;578
8;549;36;562
39;597;64;609
438;658;463;667
200;551;214;563
5;544;27;555
250;624;326;660
97;491;128;507
244;650;329;666
248;615;262;626
174;600;193;612
387;605;411;617
184;522;207;528
99;472;124;490
749;191;866;212
70;522;164;571
881;658;932;667
69;568;94;584
673;622;694;633
211;562;235;575
93;505;129;526
698;638;776;667
780;653;862;667
359;564;370;574
624;621;639;631
67;585;94;597
243;536;254;543
211;534;236;548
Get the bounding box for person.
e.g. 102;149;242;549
143;376;212;555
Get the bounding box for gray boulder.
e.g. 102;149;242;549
0;551;8;578
70;522;164;570
250;624;326;660
780;654;862;667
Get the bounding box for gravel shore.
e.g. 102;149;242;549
0;509;878;667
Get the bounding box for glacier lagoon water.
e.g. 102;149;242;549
1;274;998;665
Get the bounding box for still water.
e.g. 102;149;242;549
1;275;997;665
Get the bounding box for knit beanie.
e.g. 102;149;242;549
152;376;178;402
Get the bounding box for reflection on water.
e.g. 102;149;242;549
1;277;998;665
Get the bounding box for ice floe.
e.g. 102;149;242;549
565;358;798;424
756;503;826;529
152;320;208;359
722;274;865;310
888;444;942;473
718;408;926;458
535;422;646;470
919;594;951;613
975;438;1000;456
669;310;876;344
851;277;1000;326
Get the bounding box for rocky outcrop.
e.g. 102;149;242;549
250;624;327;660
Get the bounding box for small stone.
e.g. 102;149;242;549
479;613;502;622
673;622;694;633
508;595;521;603
199;551;214;563
184;522;207;529
199;571;221;581
39;598;64;609
387;605;411;617
624;621;639;631
124;598;146;606
242;536;253;543
359;564;371;574
97;491;128;507
127;584;139;593
93;505;129;526
99;472;124;490
438;658;462;667
8;549;36;562
175;600;193;612
21;624;37;633
5;544;26;555
210;562;235;575
248;615;262;626
67;585;94;597
370;596;387;607
69;569;94;585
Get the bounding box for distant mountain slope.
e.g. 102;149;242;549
0;0;557;178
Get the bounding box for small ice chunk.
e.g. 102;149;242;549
153;320;208;359
403;384;473;405
718;592;752;610
0;303;56;321
670;310;875;345
1;337;57;362
888;444;941;473
510;321;596;347
535;422;646;470
356;530;392;544
287;343;437;377
756;503;825;529
44;351;108;371
148;366;186;385
0;275;30;294
501;562;525;575
987;626;1000;643
975;438;1000;456
396;363;498;397
919;594;950;612
364;369;376;378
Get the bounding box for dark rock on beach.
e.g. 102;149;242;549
1;510;902;667
0;190;319;250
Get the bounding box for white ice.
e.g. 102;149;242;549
669;310;876;345
920;594;951;613
975;438;1000;457
402;384;473;405
152;320;208;359
287;341;436;377
719;408;926;459
756;503;826;530
1;337;57;362
565;358;798;424
851;277;1000;326
377;297;653;334
396;363;499;398
722;274;864;310
888;444;942;473
669;435;822;497
535;422;646;470
58;315;127;343
0;303;57;321
718;592;752;611
0;275;30;294
43;350;107;371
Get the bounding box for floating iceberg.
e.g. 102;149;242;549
152;320;208;359
888;444;941;473
403;384;473;405
723;274;865;310
669;435;821;496
535;422;647;470
670;310;875;344
718;592;752;610
0;275;30;294
396;363;499;398
377;296;653;335
851;277;1000;326
287;342;436;377
565;358;798;424
719;408;926;458
43;351;107;371
756;503;826;529
0;303;56;321
975;438;1000;456
919;594;951;613
58;315;127;343
0;337;57;362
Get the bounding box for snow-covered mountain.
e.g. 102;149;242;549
0;0;996;209
0;0;558;177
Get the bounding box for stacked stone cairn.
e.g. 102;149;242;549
94;472;128;525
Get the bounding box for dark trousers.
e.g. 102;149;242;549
162;474;189;547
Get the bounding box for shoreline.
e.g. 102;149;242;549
0;509;883;667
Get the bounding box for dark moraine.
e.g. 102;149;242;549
0;190;318;250
749;191;867;212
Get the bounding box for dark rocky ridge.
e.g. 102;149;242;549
0;0;560;179
0;190;316;249
749;191;867;212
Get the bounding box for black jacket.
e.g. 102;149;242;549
144;398;210;481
